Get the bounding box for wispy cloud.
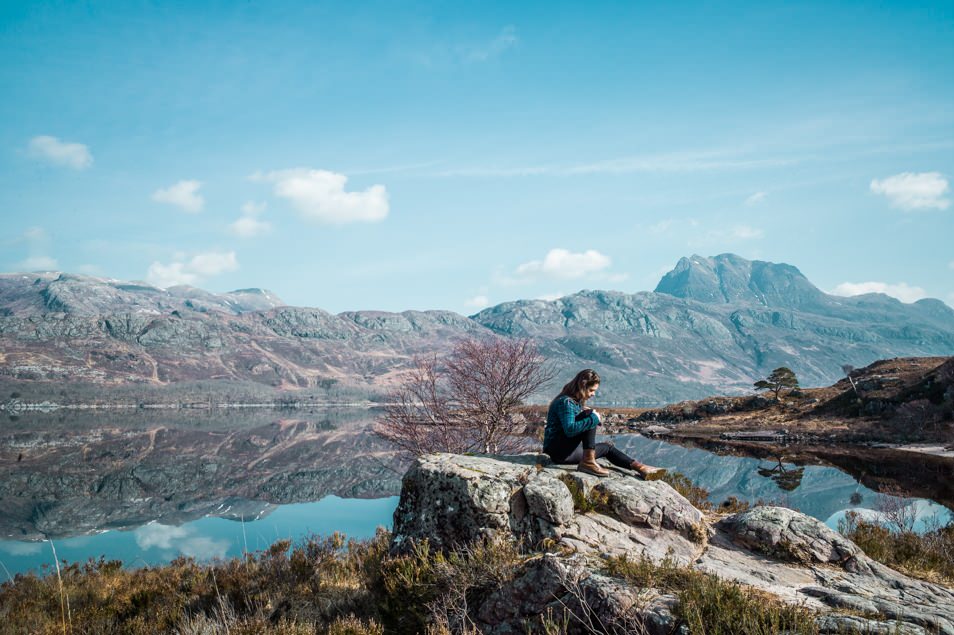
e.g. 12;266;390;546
229;201;271;238
77;264;104;276
536;292;565;302
18;255;58;271
146;250;238;288
27;135;93;170
14;226;57;271
745;191;767;206
435;148;799;178
152;180;204;213
648;219;675;234
464;295;490;309
687;224;764;247
831;281;928;303
0;541;43;556
254;168;388;225
870;172;950;211
463;25;518;62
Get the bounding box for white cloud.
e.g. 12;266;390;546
687;224;764;247
745;192;767;206
152;180;204;213
870;172;950;211
0;541;43;556
648;219;674;234
134;523;229;560
77;264;104;276
241;200;267;215
256;168;388;224
515;248;611;280
27;135;93;170
436;149;797;178
730;225;764;240
18;255;58;271
146;250;238;288
188;251;238;276
464;25;518;62
229;200;271;237
831;281;928;304
23;226;47;241
464;295;490;309
536;292;565;301
229;216;271;238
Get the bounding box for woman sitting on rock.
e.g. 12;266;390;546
544;369;663;478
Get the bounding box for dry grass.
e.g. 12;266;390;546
605;553;820;635
839;511;954;586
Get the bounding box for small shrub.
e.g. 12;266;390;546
327;614;384;635
660;471;713;511
556;473;609;514
606;553;818;634
676;571;817;634
839;511;954;584
718;496;751;514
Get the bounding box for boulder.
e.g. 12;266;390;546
718;506;860;565
390;453;954;634
593;478;705;542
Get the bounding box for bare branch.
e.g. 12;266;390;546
376;337;555;455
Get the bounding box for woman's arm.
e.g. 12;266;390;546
555;397;599;437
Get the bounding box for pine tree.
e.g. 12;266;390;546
754;366;800;400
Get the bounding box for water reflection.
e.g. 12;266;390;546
0;411;950;578
0;496;398;580
0;407;404;541
756;459;805;492
607;434;952;528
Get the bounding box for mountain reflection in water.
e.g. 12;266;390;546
0;407;404;542
0;409;950;577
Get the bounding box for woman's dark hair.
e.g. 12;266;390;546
560;369;601;404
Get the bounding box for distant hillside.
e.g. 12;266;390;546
2;254;954;405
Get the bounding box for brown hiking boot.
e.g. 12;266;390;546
577;449;609;477
632;461;666;480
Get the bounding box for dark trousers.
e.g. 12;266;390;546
544;427;636;469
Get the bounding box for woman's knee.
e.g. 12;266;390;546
594;442;614;458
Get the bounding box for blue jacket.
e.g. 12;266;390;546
543;394;600;450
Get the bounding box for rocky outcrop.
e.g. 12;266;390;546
391;453;954;634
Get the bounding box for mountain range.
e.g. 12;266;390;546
2;253;953;405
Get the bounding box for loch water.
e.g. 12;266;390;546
0;407;950;579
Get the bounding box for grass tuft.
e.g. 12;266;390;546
839;511;954;585
606;553;819;634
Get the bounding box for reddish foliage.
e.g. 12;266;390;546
376;338;555;455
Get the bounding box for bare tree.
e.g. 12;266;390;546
376;338;556;455
841;364;859;396
375;356;475;457
876;487;920;534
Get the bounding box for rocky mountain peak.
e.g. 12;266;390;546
654;253;829;310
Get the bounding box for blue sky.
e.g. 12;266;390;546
2;1;952;313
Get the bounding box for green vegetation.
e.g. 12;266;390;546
556;473;609;514
659;471;715;510
0;531;529;635
754;367;800;400
605;553;820;634
1;524;885;635
839;511;954;585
